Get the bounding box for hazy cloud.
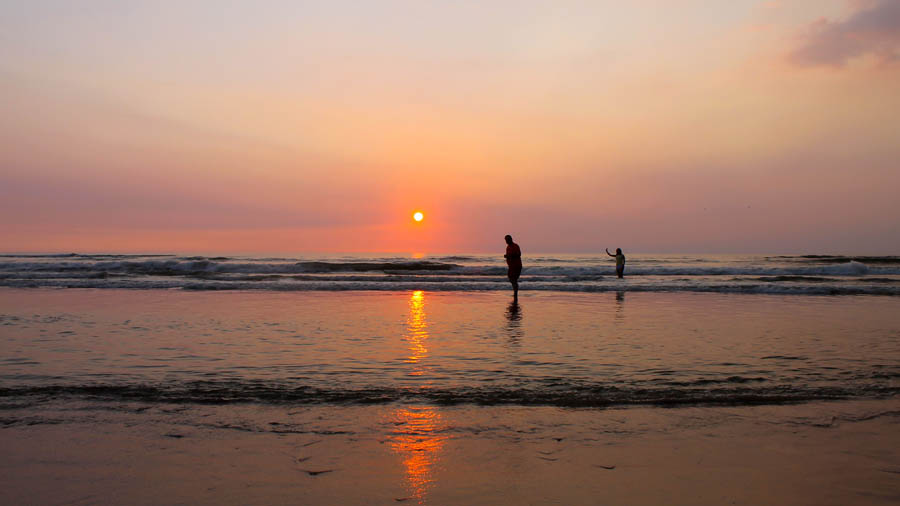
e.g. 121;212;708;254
790;0;900;66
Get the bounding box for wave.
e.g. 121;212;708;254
2;258;897;277
0;271;115;280
1;255;897;296
0;259;463;275
0;253;173;259
431;255;478;262
1;381;896;408
526;261;878;277
295;261;458;272
1;277;899;295
4;271;896;290
754;276;837;283
769;255;900;265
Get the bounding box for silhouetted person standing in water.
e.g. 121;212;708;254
606;248;625;278
504;235;522;300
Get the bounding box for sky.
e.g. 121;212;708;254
1;0;899;254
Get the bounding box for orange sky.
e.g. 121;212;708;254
1;0;898;253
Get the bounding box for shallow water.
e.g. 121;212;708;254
3;287;900;504
1;288;898;407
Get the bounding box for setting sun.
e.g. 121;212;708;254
413;211;424;222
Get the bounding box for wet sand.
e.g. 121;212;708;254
2;400;898;505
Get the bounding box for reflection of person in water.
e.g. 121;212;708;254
505;300;523;343
606;247;625;278
504;235;522;300
614;291;625;323
506;301;521;322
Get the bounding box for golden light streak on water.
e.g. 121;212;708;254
404;290;428;373
389;405;446;504
389;290;446;503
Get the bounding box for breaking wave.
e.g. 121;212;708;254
0;254;897;295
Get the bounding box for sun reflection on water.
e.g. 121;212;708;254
404;290;428;373
388;290;445;504
388;405;446;503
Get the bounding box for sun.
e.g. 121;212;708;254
413;211;424;222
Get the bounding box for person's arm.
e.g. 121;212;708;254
606;248;615;257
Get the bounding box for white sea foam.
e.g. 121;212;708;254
0;258;893;276
0;254;897;295
2;277;899;295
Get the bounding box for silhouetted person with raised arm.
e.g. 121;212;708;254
504;235;522;300
607;247;625;278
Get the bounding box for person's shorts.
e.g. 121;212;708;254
616;265;625;276
508;267;522;281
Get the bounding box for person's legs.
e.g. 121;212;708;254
616;265;624;278
509;273;520;300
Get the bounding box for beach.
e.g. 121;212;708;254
3;400;899;505
1;285;898;504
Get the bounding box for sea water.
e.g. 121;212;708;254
1;253;898;295
1;286;898;408
2;272;899;503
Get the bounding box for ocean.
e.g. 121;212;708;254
2;252;898;407
1;253;899;504
1;252;899;295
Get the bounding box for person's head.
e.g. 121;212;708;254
504;235;513;245
616;248;622;254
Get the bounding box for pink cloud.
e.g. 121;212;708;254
790;0;900;66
